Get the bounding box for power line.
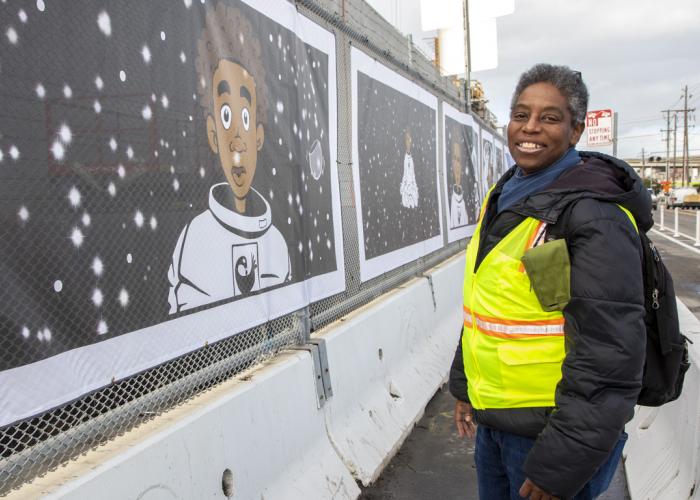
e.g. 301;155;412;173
616;133;665;140
619;117;663;126
642;148;700;155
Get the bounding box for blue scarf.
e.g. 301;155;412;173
497;148;581;213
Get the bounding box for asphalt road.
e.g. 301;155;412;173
650;219;700;316
656;207;700;243
359;224;700;500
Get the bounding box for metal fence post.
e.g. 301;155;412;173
674;207;680;237
695;211;700;247
659;206;665;231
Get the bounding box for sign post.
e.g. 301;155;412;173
586;109;614;147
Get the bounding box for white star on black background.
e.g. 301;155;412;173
357;71;440;260
0;0;337;370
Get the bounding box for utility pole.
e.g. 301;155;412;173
662;110;671;183
641;147;646;183
612;112;618;157
462;0;471;111
681;85;695;186
672;113;678;186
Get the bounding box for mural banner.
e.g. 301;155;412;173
351;48;443;282
493;136;507;183
504;144;515;175
442;103;480;242
0;0;343;426
479;128;494;198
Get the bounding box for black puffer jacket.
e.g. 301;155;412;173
449;151;652;499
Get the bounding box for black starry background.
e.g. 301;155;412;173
482;138;495;189
444;115;479;226
495;144;504;180
357;71;440;260
0;0;337;370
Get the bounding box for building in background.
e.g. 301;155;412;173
365;0;514;130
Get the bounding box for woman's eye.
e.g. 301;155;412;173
241;107;250;131
220;104;232;130
513;113;527;120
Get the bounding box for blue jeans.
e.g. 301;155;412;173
474;426;627;500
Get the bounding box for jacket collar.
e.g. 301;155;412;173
495;151;653;230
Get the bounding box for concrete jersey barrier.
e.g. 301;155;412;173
624;299;700;500
15;252;700;500
14;254;465;499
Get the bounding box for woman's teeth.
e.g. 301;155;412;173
519;142;543;151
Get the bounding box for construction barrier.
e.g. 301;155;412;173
625;299;700;500
14;253;464;499
318;252;463;484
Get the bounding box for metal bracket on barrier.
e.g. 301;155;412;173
422;274;437;311
296;306;311;343
308;338;333;399
288;338;332;408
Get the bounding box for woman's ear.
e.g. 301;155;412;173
570;121;585;146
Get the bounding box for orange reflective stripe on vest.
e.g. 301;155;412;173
464;306;564;340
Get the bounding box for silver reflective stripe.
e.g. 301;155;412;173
474;317;564;336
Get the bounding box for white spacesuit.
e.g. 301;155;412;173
168;183;290;313
449;184;468;228
400;152;419;208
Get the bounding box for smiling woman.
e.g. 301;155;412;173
450;63;654;499
507;66;586;175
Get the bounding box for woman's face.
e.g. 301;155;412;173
507;82;584;174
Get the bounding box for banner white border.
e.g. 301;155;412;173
441;102;478;242
350;47;443;283
480;127;494;198
0;0;343;428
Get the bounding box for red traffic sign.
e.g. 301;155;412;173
586;109;613;146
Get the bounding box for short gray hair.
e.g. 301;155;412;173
510;64;589;124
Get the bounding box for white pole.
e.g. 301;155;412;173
695;211;700;247
674;207;680;237
660;205;665;231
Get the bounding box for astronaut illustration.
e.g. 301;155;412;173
168;4;290;314
469;129;479;169
399;129;419;208
483;139;494;193
449;141;468;229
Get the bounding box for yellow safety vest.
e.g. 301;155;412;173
462;193;637;410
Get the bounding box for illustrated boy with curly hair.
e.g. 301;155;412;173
168;4;290;314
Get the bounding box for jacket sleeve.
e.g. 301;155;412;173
448;328;470;403
523;199;645;499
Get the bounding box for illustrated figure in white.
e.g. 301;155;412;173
400;129;419;208
470;129;479;169
168;5;290;314
449;141;468;228
482;139;494;195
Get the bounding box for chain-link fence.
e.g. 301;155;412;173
0;0;500;494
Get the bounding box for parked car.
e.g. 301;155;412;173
666;187;699;209
647;188;658;210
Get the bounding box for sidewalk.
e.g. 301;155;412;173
359;385;630;500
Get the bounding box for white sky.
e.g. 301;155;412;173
367;0;700;160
